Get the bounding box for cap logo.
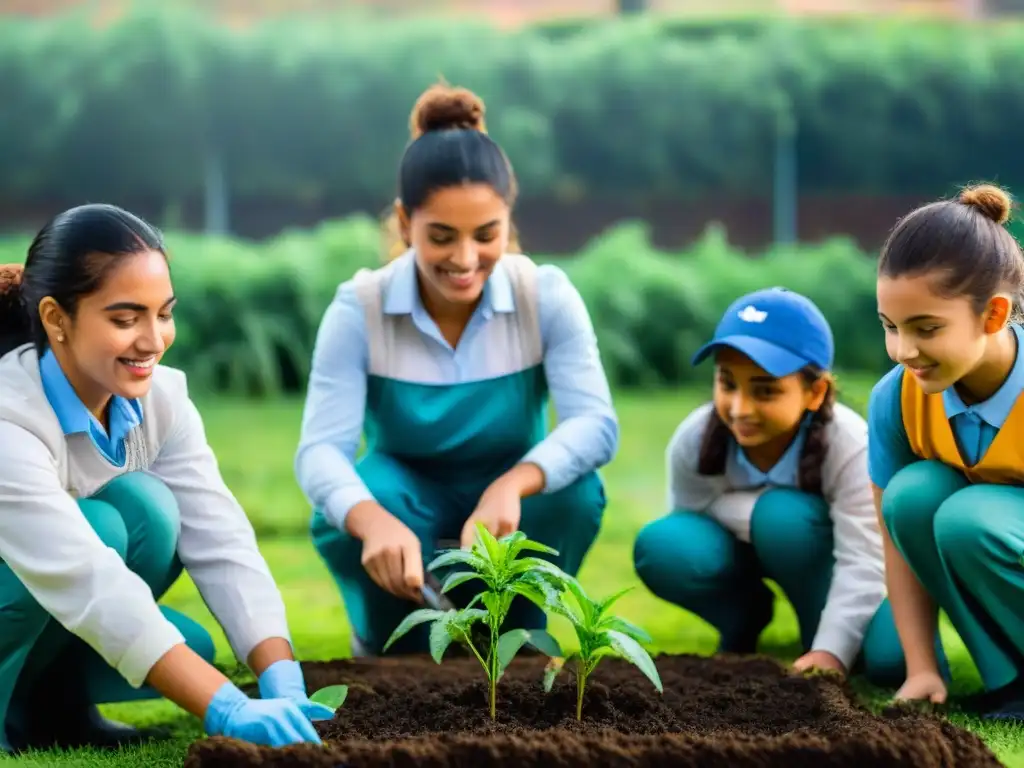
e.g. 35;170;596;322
738;305;768;323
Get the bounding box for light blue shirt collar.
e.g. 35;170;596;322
382;250;515;318
39;349;143;454
942;324;1024;429
733;413;812;488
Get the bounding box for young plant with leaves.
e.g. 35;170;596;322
382;523;565;719
540;578;662;720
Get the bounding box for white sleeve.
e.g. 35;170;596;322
666;404;726;512
809;420;887;670
0;422;185;688
147;386;292;666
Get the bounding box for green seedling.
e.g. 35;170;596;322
309;684;348;711
540;577;662;720
383;522;565;720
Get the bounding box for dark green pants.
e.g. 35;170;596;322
882;460;1024;691
633;487;908;687
0;473;215;752
312;451;606;656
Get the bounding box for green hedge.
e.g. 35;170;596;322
0;218;893;395
1;8;1023;210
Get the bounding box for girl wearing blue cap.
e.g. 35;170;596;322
633;287;904;685
0;206;331;754
870;184;1023;720
295;84;617;657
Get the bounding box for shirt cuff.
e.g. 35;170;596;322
227;613;293;666
116;618;187;688
323;485;376;531
809;621;862;672
520;440;575;495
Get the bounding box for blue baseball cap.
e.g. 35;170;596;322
691;287;834;377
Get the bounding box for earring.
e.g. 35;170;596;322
56;332;65;343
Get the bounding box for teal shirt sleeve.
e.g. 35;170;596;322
866;365;919;490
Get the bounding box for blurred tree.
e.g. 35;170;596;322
617;0;647;13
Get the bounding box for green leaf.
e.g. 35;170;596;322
606;630;663;693
516;540;560;556
429;617;457;663
543;655;570;693
497;628;531;675
598;616;652;644
382;608;447;652
595;586;635;617
440;570;483;593
309;684;348;710
474;522;504;567
427;548;488;572
525;629;563;658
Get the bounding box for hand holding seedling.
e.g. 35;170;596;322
793;650;846;676
348;501;424;602
257;660;336;721
384;523;566;719
460;477;523;549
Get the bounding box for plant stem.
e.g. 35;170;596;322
576;663;587;721
489;618;499;720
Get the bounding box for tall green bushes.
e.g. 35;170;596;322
1;8;1022;209
0;217;891;394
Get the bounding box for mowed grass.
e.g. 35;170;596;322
7;386;1023;767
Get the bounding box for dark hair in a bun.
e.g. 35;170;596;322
879;182;1023;323
410;84;486;138
382;81;519;261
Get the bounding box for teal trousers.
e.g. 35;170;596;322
0;472;215;752
633;487;908;687
882;460;1024;691
312;451;606;656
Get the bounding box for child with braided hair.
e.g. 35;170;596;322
634;288;905;686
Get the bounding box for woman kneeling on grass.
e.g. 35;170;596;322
0;205;333;754
633;287;906;686
870;184;1024;721
295;83;618;657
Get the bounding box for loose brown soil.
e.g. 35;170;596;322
185;653;1004;767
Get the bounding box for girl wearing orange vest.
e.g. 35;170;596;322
870;183;1024;721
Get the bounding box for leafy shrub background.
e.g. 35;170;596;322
0;218;890;395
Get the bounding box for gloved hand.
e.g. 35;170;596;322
203;681;323;747
258;659;335;721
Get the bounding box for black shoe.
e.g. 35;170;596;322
982;696;1024;723
7;704;146;752
957;677;1024;715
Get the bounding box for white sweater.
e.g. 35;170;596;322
664;401;886;670
0;344;291;688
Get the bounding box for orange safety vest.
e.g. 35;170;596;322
900;370;1024;485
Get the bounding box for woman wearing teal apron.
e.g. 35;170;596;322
295;84;617;657
0;205;331;753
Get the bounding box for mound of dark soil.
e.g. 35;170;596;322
184;653;1003;767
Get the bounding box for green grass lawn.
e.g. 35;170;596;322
6;387;1023;767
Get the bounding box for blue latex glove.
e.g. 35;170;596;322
204;681;323;747
258;659;335;721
